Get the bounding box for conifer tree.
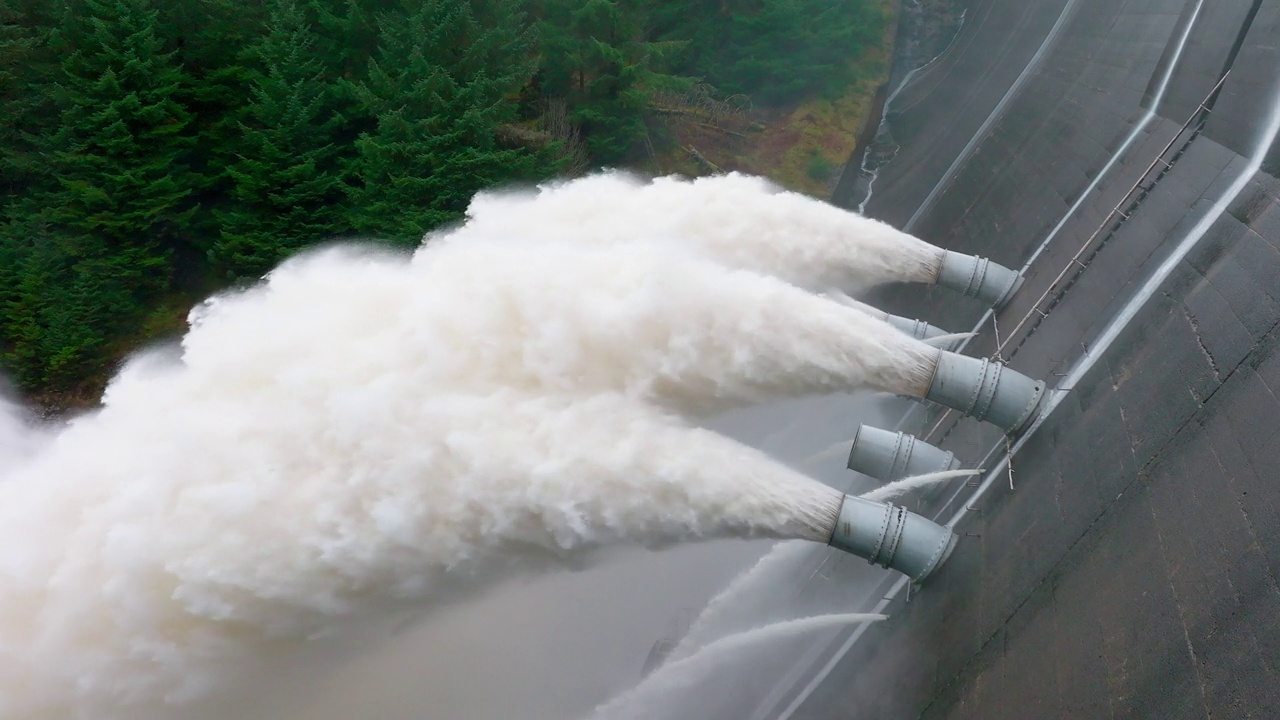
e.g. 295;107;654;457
536;0;689;162
212;0;349;279
0;0;57;212
727;0;881;103
160;0;269;238
9;0;199;389
304;0;400;150
45;0;198;255
1;216;131;391
346;0;547;243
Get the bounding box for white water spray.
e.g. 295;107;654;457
0;394;46;475
184;242;941;417
460;172;946;292
587;613;885;720
0;166;955;717
860;469;980;502
0;388;846;719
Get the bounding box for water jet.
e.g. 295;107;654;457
881;313;956;346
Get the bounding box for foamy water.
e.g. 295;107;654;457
460;172;946;292
0;395;46;476
0;390;844;718
0;172;944;718
180;242;940;417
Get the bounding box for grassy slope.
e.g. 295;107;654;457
643;0;898;197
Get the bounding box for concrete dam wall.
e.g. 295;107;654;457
769;0;1280;717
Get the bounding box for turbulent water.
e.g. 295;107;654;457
460;172;946;292
0;395;45;475
184;241;940;416
0;173;948;718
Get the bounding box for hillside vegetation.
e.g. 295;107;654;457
0;0;889;402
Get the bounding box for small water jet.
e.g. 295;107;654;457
828;294;962;349
587;613;886;720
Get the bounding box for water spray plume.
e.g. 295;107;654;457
0;390;847;718
0;394;46;475
924;331;976;349
187;243;942;417
0;173;969;717
669;542;815;663
461;172;947;291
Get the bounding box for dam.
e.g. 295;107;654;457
758;0;1280;717
189;1;1280;717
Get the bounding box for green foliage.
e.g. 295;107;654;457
212;0;350;278
653;0;885;104
805;152;834;181
1;0;200;390
0;0;58;209
536;0;691;163
0;0;887;398
346;0;544;243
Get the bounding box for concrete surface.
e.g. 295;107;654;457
752;0;1280;717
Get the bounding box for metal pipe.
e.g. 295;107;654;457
936;251;1024;310
924;351;1045;435
847;425;960;482
827;495;957;582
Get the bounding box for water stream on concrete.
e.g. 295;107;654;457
585;613;886;720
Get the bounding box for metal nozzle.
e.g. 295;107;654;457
828;495;957;582
925;351;1045;435
847;425;960;483
880;313;963;350
936;251;1024;310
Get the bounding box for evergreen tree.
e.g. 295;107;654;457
347;0;547;243
212;0;349;279
726;0;881;103
1;214;141;391
307;0;386;81
159;0;269;252
304;0;401;151
45;0;199;258
653;0;883;104
536;0;690;163
0;0;58;212
6;0;199;389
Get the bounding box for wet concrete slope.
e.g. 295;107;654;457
761;0;1280;717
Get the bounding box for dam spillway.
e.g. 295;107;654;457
226;2;1280;717
759;0;1280;717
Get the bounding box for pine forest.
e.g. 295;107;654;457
0;0;887;401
